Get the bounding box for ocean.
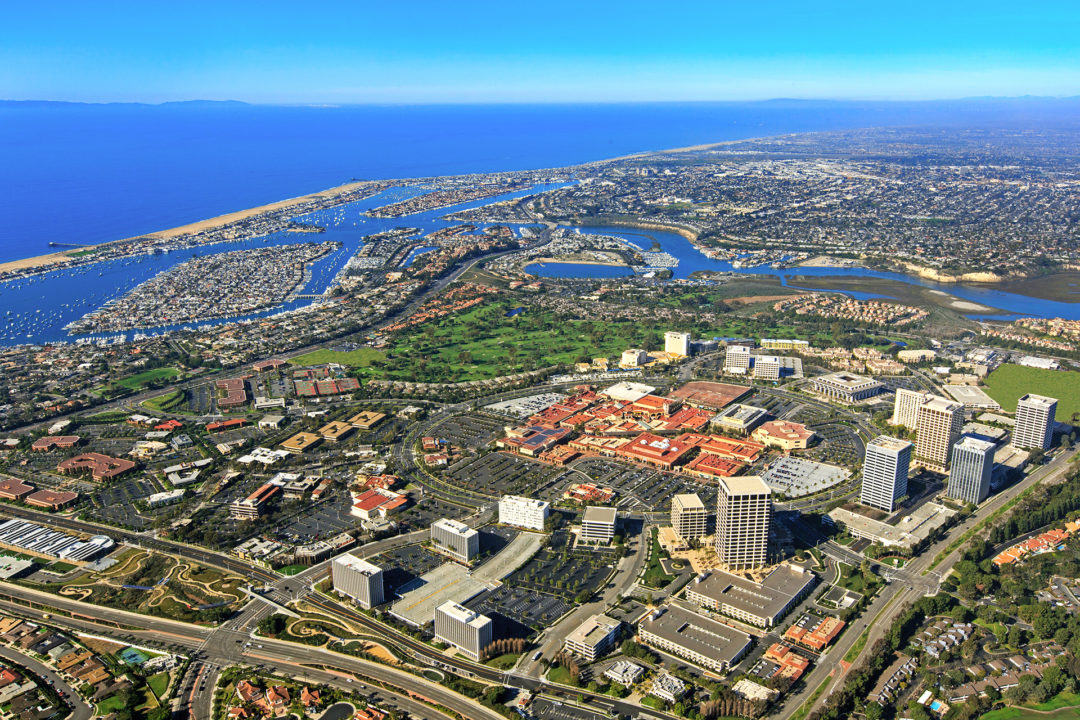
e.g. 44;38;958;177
3;98;1079;262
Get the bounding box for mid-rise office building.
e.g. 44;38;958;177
724;346;752;373
430;518;480;564
665;332;691;357
331;554;384;609
434;601;492;662
892;388;933;429
947;436;995;505
498;495;549;531
811;372;884;404
715;476;771;570
861;436;912;512
581;507;617;545
564;614;621;661
915;397;964;472
621;349;649;367
1013;394;1057;451
671;493;708;542
754;355;782;381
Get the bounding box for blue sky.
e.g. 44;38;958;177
3;1;1079;103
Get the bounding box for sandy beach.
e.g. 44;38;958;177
0;179;375;276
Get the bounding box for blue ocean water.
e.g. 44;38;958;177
2;99;1080;345
4;98;1079;261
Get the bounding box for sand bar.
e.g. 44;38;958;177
0;180;375;276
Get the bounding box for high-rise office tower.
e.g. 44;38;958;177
861;436;912;512
915;397;964;472
1013;394;1057;451
947;435;995;505
715;476;771;571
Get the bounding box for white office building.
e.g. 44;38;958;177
498;495;550;531
915;396;964;472
665;332;691;357
724;346;752;374
861;436;912;512
431;518;480;564
715;476;771;570
947;436;995;505
754;355;782;381
892;388;932;429
1013;394;1057;451
434;601;492;662
671;493;708;542
581;507;617;545
331;554;384;609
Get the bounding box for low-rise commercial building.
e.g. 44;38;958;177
712;404;769;436
685;563;816;628
638;603;752;673
811;372;884;404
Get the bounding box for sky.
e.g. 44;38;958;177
2;1;1079;104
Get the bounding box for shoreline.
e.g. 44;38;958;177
0;180;376;276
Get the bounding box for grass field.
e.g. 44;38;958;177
981;706;1080;719
147;671;170;699
290;348;384;368
277;564;307;576
114;367;182;390
144;389;185;413
984;364;1080;421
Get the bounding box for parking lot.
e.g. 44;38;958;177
465;585;571;637
372;543;445;594
433;414;503;449
506;530;615;602
448;452;566;497
276;493;357;544
90;477;168;528
804;421;863;467
565;458;714;512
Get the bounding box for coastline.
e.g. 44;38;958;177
0;180;374;276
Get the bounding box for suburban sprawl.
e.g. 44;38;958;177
1;126;1080;720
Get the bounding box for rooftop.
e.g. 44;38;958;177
583;506;618;524
639;602;752;668
720;475;771;497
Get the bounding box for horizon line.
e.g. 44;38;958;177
4;94;1080;108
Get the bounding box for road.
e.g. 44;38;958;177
0;644;92;720
776;444;1078;719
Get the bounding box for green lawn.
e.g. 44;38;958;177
290;348;384;367
277;564;307;576
147;672;170;700
984;364;1080;421
547;665;574;685
485;653;520;670
96;694;127;715
641;528;676;589
114;367;182;390
144;389;185;413
980;707;1080;720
